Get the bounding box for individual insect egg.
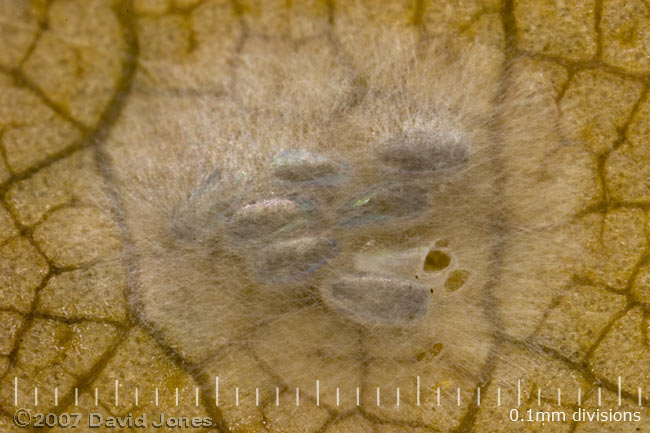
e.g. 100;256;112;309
338;181;430;227
320;274;430;327
253;236;338;283
271;149;345;185
379;130;469;174
226;197;316;243
169;170;229;243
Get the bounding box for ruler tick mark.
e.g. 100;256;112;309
578;388;581;406
618;376;622;406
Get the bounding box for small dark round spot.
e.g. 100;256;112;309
415;343;444;361
423;250;451;272
445;269;470;291
431;343;444;356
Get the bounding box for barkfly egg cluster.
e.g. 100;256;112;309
112;25;569;421
169;128;472;328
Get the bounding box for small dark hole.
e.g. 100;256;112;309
423;250;451;272
445;269;470;292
